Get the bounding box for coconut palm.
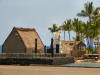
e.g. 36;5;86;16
77;2;100;51
72;18;82;41
83;22;90;44
63;19;72;40
79;22;86;41
90;15;100;40
77;2;93;22
77;2;94;41
59;19;72;40
83;18;100;53
48;24;60;33
59;24;66;40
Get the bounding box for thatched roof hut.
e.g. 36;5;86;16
2;27;45;53
61;40;86;57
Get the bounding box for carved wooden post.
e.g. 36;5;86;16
51;38;54;57
56;44;59;53
35;38;37;53
44;46;46;55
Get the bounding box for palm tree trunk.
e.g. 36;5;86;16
68;31;71;40
86;37;90;54
97;38;99;47
80;33;83;41
89;17;94;54
88;39;91;53
64;31;65;40
76;32;80;41
90;38;94;54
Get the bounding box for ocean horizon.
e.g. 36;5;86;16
0;45;2;53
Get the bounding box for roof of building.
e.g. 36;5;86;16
60;40;86;54
61;40;86;47
14;27;44;48
14;27;36;31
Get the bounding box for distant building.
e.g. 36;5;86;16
2;27;45;53
60;40;86;57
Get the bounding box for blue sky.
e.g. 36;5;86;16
0;0;100;45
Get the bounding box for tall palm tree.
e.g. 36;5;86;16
48;24;60;33
83;17;100;53
59;19;72;40
90;14;100;39
77;2;100;51
79;22;86;41
77;2;93;22
77;2;94;42
72;18;82;41
59;24;66;40
63;19;72;40
83;22;90;45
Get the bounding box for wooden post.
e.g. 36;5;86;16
35;39;37;53
56;44;59;53
51;38;54;57
44;46;46;55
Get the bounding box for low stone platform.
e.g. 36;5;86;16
0;53;74;65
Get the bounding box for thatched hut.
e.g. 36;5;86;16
2;27;45;53
60;40;86;57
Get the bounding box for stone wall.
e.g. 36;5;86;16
52;56;74;65
0;53;74;65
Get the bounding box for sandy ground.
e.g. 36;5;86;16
0;65;100;75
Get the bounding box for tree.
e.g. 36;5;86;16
59;19;72;40
72;18;83;41
77;2;100;51
48;24;60;33
59;24;66;40
64;19;72;40
79;22;86;41
77;2;93;22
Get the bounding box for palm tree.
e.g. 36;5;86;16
83;22;90;46
77;2;100;51
90;14;100;40
48;24;60;33
83;18;100;53
77;2;93;22
59;19;72;40
59;24;66;40
65;19;72;40
78;22;86;41
72;18;82;41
